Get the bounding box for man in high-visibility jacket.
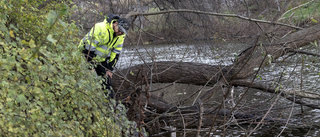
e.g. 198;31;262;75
79;14;130;98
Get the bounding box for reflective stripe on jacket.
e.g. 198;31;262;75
79;19;125;63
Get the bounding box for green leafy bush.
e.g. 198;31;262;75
0;0;136;136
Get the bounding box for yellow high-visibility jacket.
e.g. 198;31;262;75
79;18;125;70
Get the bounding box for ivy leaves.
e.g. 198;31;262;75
47;34;57;45
47;10;59;25
0;1;137;136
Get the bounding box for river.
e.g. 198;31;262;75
117;41;320;137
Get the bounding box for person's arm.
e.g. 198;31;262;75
103;38;123;78
81;23;105;51
106;35;124;71
78;24;104;65
103;54;119;78
106;54;120;72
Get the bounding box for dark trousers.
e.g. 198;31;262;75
82;49;114;98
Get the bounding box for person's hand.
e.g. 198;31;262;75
90;69;95;73
105;70;113;78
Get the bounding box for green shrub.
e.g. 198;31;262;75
0;0;136;136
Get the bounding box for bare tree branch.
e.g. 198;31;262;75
125;9;303;30
280;0;316;20
288;49;320;57
232;80;320;109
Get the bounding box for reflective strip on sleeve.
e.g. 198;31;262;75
116;44;123;48
112;48;121;54
85;44;96;51
100;45;110;51
94;49;111;59
94;40;99;45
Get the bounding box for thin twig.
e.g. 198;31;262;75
196;99;203;137
287;49;320;57
86;14;97;61
280;0;316;20
277;93;296;137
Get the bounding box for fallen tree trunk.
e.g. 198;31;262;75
113;61;227;91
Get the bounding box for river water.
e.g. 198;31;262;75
117;41;320;137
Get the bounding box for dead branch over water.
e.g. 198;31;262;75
125;9;303;30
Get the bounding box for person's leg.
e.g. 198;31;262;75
82;48;114;98
95;63;114;98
